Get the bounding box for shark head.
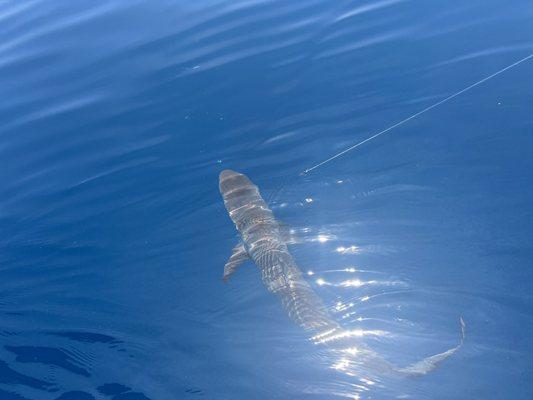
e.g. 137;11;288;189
219;170;259;214
219;169;271;238
219;169;250;191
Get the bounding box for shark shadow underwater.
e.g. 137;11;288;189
219;169;464;376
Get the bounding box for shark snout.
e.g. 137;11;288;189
219;169;244;195
219;169;241;182
219;169;255;197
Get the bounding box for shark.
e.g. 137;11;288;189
219;169;464;376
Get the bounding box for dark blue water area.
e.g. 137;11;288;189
1;0;532;399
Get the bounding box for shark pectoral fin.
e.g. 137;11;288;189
223;243;249;282
397;317;466;376
278;224;302;245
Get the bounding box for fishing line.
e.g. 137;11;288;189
302;53;533;175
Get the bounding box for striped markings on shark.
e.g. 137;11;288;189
219;169;465;376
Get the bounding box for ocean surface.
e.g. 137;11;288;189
1;1;532;399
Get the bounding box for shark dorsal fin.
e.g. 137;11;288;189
223;243;249;282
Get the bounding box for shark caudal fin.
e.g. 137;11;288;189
222;243;249;282
397;317;466;376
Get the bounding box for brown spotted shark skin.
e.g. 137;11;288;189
219;169;464;376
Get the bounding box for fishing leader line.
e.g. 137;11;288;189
302;53;533;175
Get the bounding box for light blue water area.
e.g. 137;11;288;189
1;1;532;399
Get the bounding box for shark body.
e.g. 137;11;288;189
219;169;464;376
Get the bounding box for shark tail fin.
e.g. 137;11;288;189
222;243;249;282
397;317;466;376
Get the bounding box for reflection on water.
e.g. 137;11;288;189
296;246;461;399
336;246;361;254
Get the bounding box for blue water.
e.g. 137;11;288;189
1;1;532;399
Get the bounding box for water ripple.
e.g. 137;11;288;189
1;0;532;399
